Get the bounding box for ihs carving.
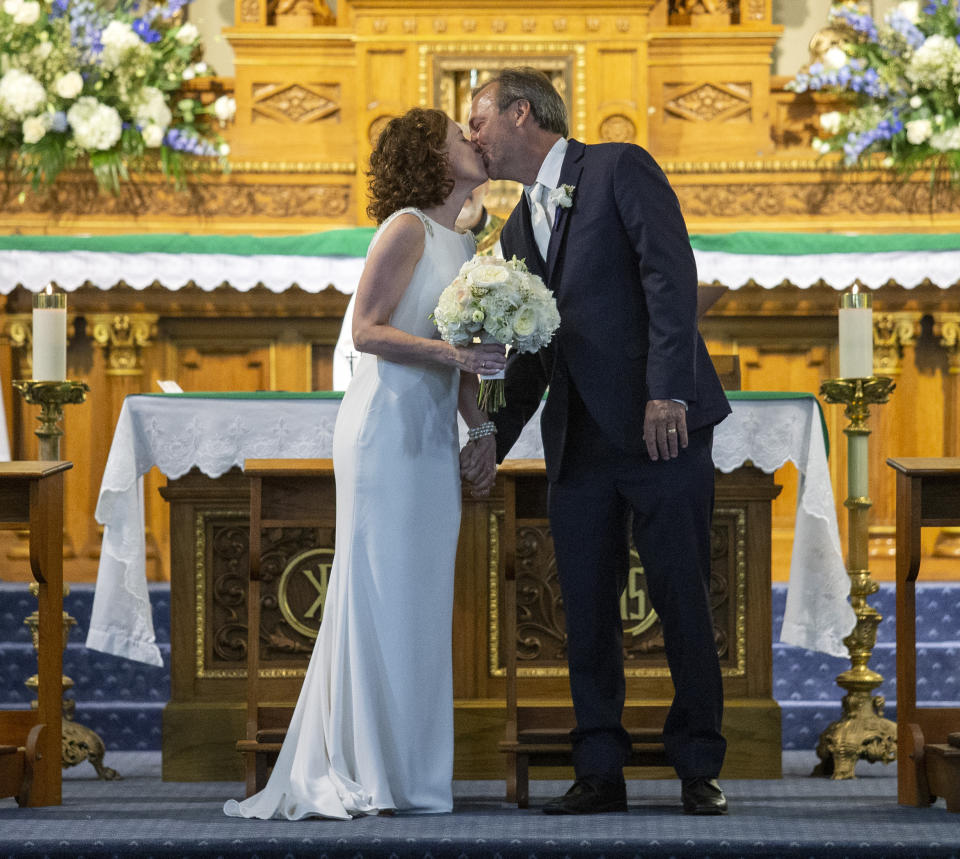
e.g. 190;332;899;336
461;18;476;32
553;17;568;32
522;18;536;32
372;18;387;33
252;83;340;123
433;18;447;33
616;17;630;32
586;17;600;31
600;114;636;143
491;18;506;33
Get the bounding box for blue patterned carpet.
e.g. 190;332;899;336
0;752;958;858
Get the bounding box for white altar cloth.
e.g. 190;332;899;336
86;392;853;667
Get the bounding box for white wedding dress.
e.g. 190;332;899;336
224;209;475;820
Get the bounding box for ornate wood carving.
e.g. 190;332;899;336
666;82;752;123
252;83;341;124
599;114;637;143
88;313;158;376
873;312;922;376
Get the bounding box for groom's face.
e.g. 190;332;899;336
469;85;516;182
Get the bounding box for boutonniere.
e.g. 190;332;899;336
548;184;575;209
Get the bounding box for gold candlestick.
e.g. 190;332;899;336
12;377;118;780
813;375;898;780
12;380;90;460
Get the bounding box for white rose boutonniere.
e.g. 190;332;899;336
548;183;575;209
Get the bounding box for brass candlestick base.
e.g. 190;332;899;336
12;380;90;461
813;375;898;780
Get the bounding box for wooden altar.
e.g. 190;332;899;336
158;459;782;782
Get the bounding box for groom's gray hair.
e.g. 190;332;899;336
475;67;568;138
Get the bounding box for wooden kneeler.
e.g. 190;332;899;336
0;461;71;807
496;462;668;808
236;458;335;797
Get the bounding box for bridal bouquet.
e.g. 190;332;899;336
433;254;560;412
0;0;235;193
787;1;960;179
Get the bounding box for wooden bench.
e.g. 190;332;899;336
888;457;960;813
236;458;335;797
0;461;71;807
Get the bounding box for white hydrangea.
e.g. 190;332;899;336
905;118;933;145
141;122;164;148
32;40;53;61
54;71;84;100
66;96;122;150
12;0;39;24
100;20;143;70
130;85;171;130
21;113;48;144
0;68;46;120
929;125;960;152
176;22;199;44
906;35;960;90
1;0;21;14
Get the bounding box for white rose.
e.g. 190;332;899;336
13;0;38;24
192;61;208;75
468;264;510;286
54;71;83;100
512;305;537;338
130;85;171;129
905;118;933;144
142;122;164;148
21;113;47;144
218;142;230;156
2;0;22;15
910;95;923;109
100;20;142;69
895;0;920;24
823;46;848;71
0;68;46;120
213;95;236;124
176;22;199;45
819;111;842;135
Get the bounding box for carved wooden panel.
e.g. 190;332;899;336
251;82;341;124
492;507;745;678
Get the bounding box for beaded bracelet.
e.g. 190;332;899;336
467;421;498;441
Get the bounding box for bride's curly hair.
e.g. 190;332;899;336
366;108;455;224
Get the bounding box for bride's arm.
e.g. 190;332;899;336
352;214;505;374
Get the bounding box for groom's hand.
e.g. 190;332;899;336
643;399;688;462
460;436;497;496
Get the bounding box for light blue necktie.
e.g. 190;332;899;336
529;182;552;259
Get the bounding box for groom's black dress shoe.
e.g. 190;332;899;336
681;777;728;815
542;776;627;814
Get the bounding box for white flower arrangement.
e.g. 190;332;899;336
0;0;237;193
433;254;561;412
787;1;960;180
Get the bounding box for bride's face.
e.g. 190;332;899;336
444;120;486;188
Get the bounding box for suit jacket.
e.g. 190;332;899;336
493;139;731;481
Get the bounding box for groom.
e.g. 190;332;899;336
464;68;732;815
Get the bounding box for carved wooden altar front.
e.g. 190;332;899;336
159;462;782;781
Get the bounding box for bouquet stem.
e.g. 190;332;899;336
478;379;506;413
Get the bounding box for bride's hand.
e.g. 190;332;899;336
452;343;506;376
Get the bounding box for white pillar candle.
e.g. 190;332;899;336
32;285;67;381
838;286;873;379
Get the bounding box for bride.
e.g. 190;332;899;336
223;108;505;820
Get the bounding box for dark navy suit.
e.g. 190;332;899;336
493;139;732;781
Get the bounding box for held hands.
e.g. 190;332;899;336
460;435;497;497
643;399;688;462
452;342;506;376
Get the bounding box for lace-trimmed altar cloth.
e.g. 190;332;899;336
86;391;853;668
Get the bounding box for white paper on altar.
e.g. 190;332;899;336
87;393;853;666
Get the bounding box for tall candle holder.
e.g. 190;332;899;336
12;380;90;461
813;374;898;780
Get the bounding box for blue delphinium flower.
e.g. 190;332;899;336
831;7;879;42
132;18;161;43
887;11;926;50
